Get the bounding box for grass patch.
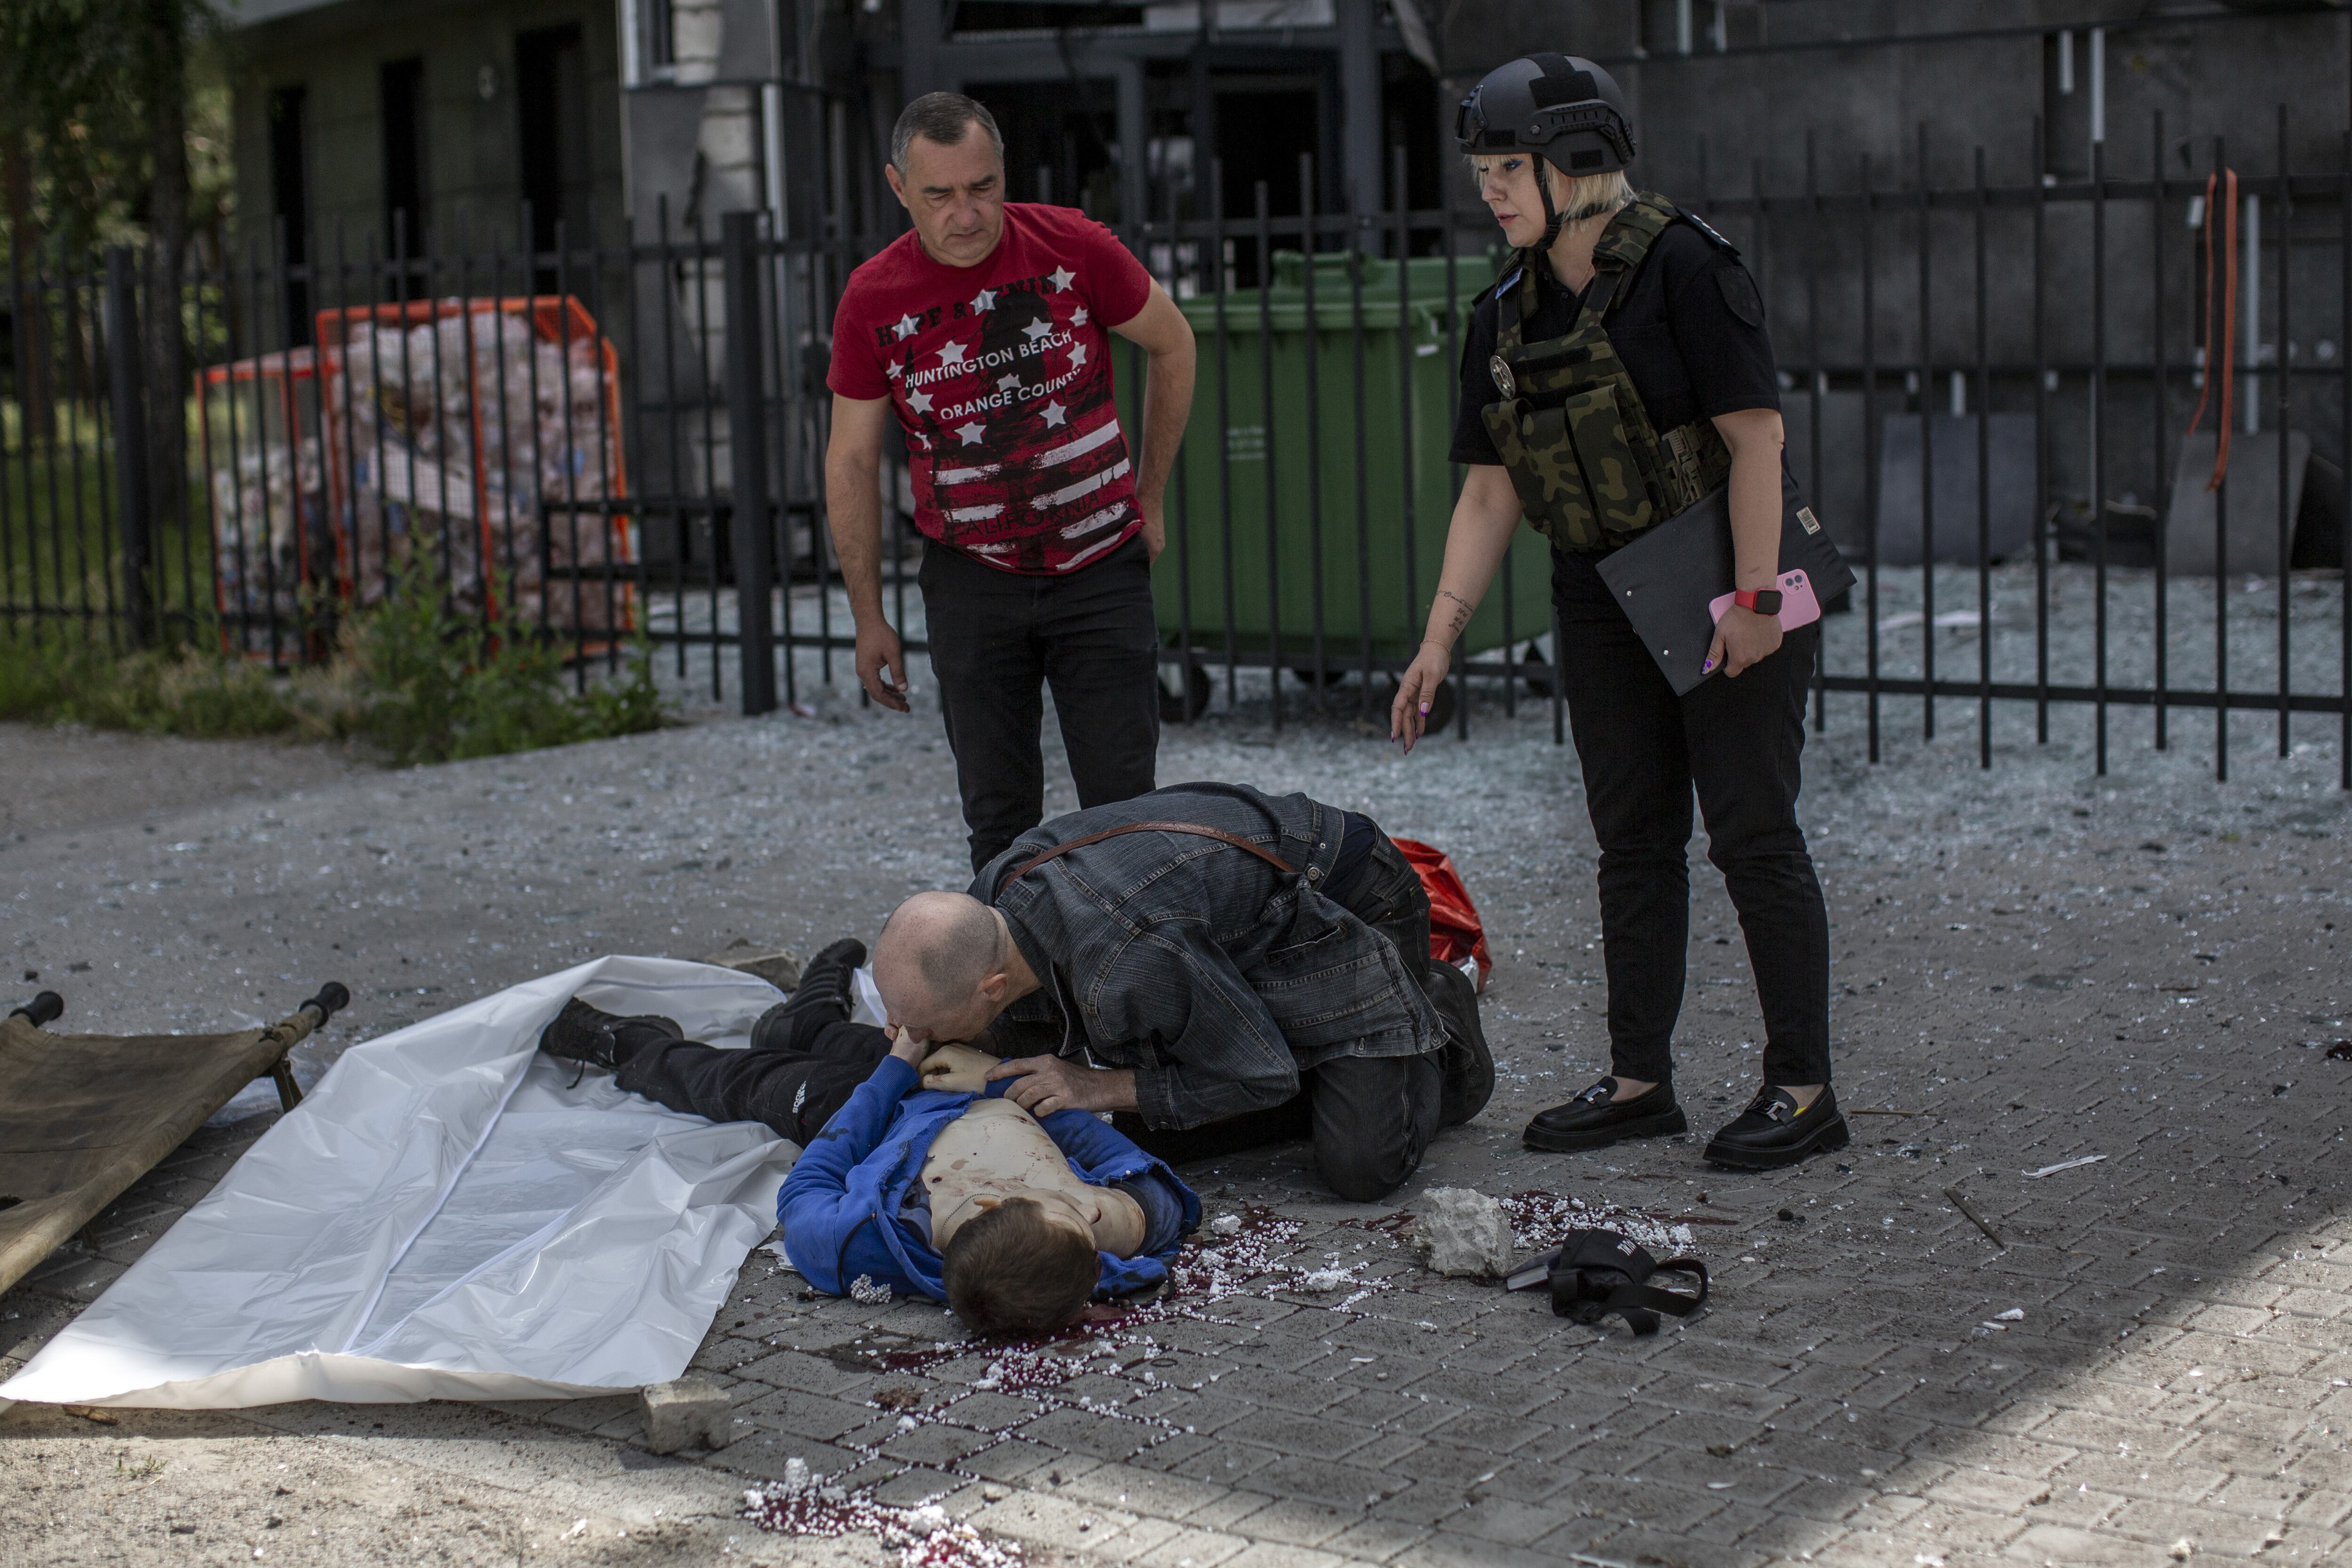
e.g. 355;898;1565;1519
0;565;668;764
0;633;298;738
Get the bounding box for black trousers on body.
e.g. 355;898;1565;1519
613;1005;889;1146
1112;829;1445;1203
1551;549;1832;1089
921;533;1162;876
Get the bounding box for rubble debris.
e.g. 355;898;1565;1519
2022;1154;2106;1178
700;939;802;992
1497;1190;1696;1257
1417;1187;1514;1278
639;1376;734;1453
1944;1186;2005;1248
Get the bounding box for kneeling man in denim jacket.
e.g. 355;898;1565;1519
876;782;1494;1203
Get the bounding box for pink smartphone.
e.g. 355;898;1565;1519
1709;569;1824;631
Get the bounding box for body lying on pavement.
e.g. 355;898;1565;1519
538;944;1198;1336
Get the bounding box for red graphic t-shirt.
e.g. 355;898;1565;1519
828;203;1156;575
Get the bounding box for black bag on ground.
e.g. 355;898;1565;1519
1534;1228;1708;1335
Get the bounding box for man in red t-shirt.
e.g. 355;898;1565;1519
826;93;1197;874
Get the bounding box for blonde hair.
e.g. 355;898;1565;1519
1467;158;1632;227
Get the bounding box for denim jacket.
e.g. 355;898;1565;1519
972;782;1441;1130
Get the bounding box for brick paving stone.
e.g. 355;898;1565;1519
1315;1515;1431;1563
2003;1520;2176;1564
1130;1524;1255;1567
1219;1542;1356;1568
1199;1456;1395;1515
1226;1501;1358;1549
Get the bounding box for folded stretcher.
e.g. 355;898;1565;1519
0;983;349;1299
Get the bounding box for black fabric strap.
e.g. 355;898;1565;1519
1600;1258;1708;1336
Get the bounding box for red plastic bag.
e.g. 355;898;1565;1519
1391;838;1493;991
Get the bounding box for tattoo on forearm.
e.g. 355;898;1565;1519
1436;589;1477;638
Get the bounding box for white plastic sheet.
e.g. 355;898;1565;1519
0;956;800;1409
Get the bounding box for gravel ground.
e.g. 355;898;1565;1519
2;662;2348;1567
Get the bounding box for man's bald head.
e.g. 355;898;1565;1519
874;891;1009;1037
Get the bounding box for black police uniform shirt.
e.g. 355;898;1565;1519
1447;220;1782;506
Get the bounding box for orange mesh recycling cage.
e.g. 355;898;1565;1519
316;295;636;646
195;348;333;662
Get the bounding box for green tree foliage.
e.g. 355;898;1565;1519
0;0;218;255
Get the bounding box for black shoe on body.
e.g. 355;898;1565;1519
1523;1078;1689;1153
786;937;866;1022
1424;959;1494;1127
538;996;683;1072
1703;1084;1850;1170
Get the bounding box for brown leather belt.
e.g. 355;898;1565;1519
1004;820;1295;885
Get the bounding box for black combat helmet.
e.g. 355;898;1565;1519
1455;55;1637;176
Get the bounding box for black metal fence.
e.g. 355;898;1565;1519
3;111;2348;786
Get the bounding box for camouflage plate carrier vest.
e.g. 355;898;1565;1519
1480;193;1735;552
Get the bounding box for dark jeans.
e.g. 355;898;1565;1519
1115;825;1445;1203
922;533;1162;875
613;1006;890;1146
1552;549;1832;1089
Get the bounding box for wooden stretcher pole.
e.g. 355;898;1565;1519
257;983;352;1110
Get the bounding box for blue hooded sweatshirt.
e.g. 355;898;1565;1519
776;1056;1200;1305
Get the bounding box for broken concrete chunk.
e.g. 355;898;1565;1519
1418;1186;1514;1279
639;1376;735;1454
700;938;802;992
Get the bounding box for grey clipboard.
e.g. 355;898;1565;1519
1592;472;1855;696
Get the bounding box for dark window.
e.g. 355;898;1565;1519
516;23;591;274
268;85;312;342
645;0;675;69
380;58;429;258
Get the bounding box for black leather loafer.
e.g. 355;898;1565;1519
1523;1078;1689;1152
1425;959;1495;1127
1703;1084;1850;1170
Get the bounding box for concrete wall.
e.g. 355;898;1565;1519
229;0;628;261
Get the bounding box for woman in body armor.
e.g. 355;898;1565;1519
1391;54;1844;1171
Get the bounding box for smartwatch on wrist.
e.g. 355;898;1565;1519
1733;588;1783;617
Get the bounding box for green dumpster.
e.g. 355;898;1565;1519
1119;250;1555;687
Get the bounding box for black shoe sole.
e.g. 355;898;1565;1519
1523;1104;1689;1153
1426;961;1495;1127
1702;1112;1852;1170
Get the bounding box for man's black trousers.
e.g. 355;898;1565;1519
1551;549;1832;1089
1112;829;1445;1204
922;533;1161;875
613;1006;889;1146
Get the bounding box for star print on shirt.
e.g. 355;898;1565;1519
887;362;904;381
1041;400;1068;428
1073;306;1089;327
893;313;921;341
956;422;985;445
1068;341;1088;369
937;339;969;367
996;372;1022;392
970;288;997;313
1049;266;1076;292
1021;318;1053;343
904;388;933;415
